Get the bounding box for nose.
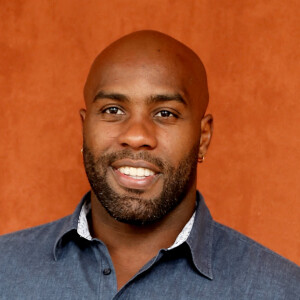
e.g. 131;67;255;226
117;117;157;150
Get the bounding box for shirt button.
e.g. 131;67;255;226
103;268;111;275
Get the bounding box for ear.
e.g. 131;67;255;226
199;114;213;158
79;108;86;124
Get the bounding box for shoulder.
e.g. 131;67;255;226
211;221;300;297
0;216;72;259
213;221;299;268
0;216;71;240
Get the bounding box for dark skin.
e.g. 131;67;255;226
80;30;213;290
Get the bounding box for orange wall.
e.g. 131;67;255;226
0;0;299;265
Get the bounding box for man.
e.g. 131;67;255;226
0;30;299;299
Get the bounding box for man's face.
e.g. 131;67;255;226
81;53;209;225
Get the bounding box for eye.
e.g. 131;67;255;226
155;110;177;118
103;107;125;115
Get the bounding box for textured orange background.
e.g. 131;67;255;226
0;0;299;265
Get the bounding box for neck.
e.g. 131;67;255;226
89;188;196;252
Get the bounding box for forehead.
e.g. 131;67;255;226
97;62;185;93
86;52;201;106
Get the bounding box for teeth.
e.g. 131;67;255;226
124;166;130;175
130;167;137;176
137;168;143;176
118;166;155;178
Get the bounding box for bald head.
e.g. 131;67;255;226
84;30;209;116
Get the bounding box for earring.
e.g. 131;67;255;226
81;148;83;154
198;154;205;163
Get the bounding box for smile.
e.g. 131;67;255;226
110;159;161;190
118;166;155;179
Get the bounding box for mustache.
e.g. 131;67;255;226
85;148;167;170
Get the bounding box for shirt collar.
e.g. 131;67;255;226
76;196;196;249
53;191;214;280
53;191;91;261
186;191;214;280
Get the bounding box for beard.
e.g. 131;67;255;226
83;144;199;226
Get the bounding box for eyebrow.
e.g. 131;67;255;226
148;93;187;105
93;90;187;105
93;91;128;102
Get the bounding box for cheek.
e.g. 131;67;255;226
158;125;200;166
83;118;119;152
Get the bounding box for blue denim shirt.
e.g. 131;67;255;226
1;192;299;299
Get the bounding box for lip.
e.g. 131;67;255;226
110;159;161;190
111;159;161;174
